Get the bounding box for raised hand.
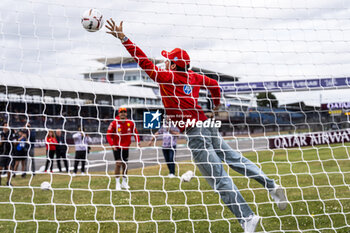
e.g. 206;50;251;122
105;18;125;40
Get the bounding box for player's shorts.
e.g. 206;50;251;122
13;150;27;161
113;148;129;162
0;155;11;167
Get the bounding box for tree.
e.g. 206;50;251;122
256;92;278;108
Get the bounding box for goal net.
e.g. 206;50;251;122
0;0;349;232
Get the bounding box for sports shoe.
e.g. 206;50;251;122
72;173;76;177
81;172;86;176
116;182;122;191
168;173;176;178
121;181;130;189
270;185;288;210
241;215;260;233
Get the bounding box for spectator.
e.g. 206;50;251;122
72;127;91;176
148;118;180;177
0;123;16;186
45;130;57;173
26;123;36;175
13;130;28;178
56;129;69;172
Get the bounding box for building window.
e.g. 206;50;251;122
108;73;113;82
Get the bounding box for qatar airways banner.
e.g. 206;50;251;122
321;102;350;110
221;77;350;93
269;129;350;149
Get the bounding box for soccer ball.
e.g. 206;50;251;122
81;9;104;32
181;170;194;182
40;181;51;190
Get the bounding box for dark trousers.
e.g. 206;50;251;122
28;147;35;172
56;150;69;172
74;150;87;173
162;146;176;175
45;150;55;172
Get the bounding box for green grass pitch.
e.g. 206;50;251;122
0;144;349;232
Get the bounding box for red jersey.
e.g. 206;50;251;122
46;136;57;151
122;39;221;131
106;116;140;149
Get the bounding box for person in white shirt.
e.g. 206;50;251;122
72;127;92;176
148;118;180;177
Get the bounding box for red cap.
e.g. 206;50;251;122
118;107;127;113
161;48;190;68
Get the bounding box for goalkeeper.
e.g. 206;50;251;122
106;19;287;232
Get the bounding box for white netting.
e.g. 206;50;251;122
0;0;350;232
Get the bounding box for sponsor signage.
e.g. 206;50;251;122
321;102;350;110
328;110;342;116
269;129;350;149
221;77;350;93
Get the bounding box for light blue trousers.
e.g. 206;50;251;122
186;125;275;223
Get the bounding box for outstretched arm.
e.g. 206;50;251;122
105;19;170;83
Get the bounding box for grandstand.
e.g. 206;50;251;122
0;57;258;140
0;70;158;143
1;65;348;149
2;69;345;142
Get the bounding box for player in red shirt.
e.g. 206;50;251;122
107;22;221;131
106;107;140;190
45;130;58;173
106;19;287;232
